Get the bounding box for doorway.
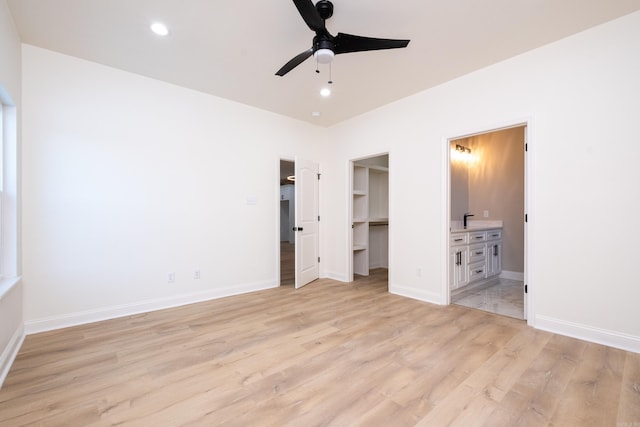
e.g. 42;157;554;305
280;160;295;286
349;153;389;285
448;125;527;319
279;158;320;288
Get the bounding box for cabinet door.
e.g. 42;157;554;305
449;246;469;290
487;242;502;277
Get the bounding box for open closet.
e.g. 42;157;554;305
352;155;389;278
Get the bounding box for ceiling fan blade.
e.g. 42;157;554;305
333;32;410;55
276;48;314;76
292;0;328;35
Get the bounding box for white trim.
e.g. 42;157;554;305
524;122;536;325
0;323;24;389
347;160;354;282
535;315;640;354
389;283;441;305
500;270;524;281
0;276;20;300
321;271;349;282
24;280;277;335
441;136;450;305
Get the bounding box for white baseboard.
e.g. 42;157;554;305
24;280;277;335
500;270;524;281
0;324;25;389
389;283;441;305
321;271;349;282
535;315;640;354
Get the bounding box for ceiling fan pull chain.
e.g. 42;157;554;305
316;57;320;74
328;62;333;84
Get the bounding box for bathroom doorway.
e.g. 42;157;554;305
448;125;527;319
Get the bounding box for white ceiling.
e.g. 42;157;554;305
7;0;640;126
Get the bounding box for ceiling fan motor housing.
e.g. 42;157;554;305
313;35;334;52
316;0;334;20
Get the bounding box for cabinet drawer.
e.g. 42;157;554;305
468;261;487;282
487;229;502;241
468;244;486;263
469;231;487;243
450;233;468;246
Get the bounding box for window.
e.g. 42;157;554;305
0;88;18;280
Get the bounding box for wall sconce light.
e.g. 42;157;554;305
287;175;295;182
455;144;471;154
451;143;475;164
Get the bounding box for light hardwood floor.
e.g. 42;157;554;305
281;242;295;286
1;270;639;426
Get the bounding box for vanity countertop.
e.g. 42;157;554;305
450;220;503;233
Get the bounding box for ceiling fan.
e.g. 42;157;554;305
276;0;410;76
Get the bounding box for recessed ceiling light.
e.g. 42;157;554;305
150;22;169;36
320;88;331;97
311;111;321;117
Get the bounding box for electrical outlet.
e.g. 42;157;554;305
194;270;200;279
483;210;489;218
167;272;175;283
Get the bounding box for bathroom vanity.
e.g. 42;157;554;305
449;226;502;291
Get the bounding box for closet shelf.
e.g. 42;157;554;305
369;218;388;224
353;245;367;251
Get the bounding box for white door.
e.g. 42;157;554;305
294;158;319;288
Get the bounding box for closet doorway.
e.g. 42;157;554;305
349;154;389;285
448;125;527;319
279;160;295;286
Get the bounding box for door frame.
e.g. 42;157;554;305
442;118;535;326
347;151;390;283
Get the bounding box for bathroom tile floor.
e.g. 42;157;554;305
452;278;525;320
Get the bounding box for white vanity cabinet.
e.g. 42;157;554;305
449;234;469;290
450;227;503;291
486;230;502;278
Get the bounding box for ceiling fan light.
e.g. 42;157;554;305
314;48;334;64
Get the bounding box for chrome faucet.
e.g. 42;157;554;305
463;212;474;229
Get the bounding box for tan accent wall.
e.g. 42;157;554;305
450;138;470;222
468;127;525;272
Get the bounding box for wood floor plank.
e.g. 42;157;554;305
0;269;637;426
550;342;626;426
495;334;588;426
617;351;640;426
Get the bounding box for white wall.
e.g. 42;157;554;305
21;45;325;331
323;11;640;351
0;0;23;387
